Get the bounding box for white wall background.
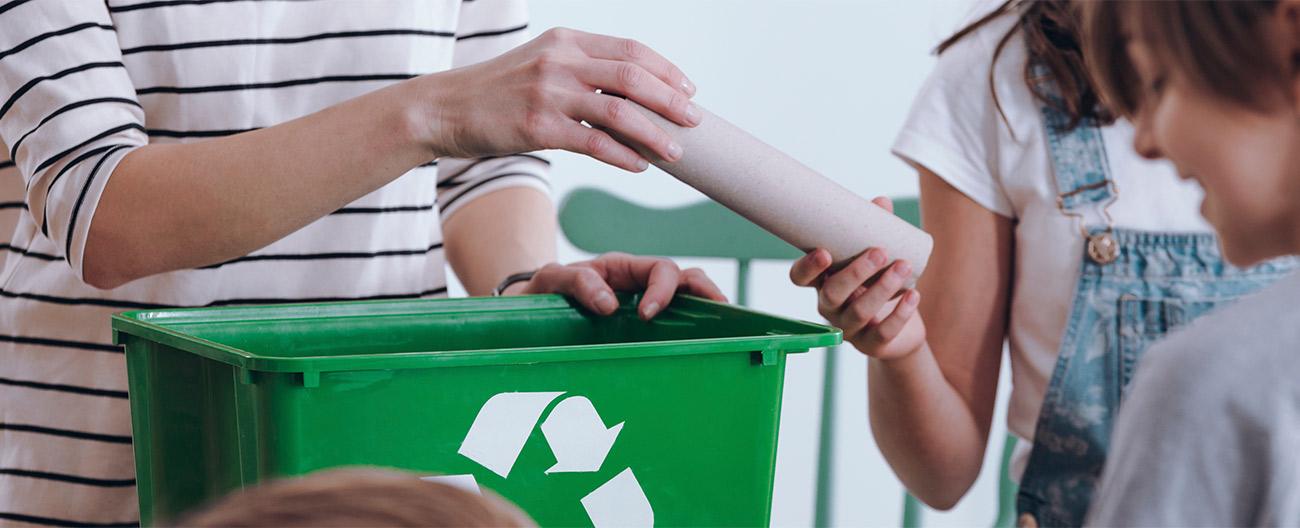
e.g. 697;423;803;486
452;1;1013;526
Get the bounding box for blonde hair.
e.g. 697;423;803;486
174;468;534;527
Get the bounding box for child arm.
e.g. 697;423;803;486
791;167;1013;508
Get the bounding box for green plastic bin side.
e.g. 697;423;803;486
114;295;840;526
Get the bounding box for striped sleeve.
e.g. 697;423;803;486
436;0;549;220
0;1;147;281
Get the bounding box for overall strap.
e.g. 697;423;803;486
1031;63;1116;213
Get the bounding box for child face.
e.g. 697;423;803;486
1126;40;1300;266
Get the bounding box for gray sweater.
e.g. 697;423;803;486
1088;271;1300;527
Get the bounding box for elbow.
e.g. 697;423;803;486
81;252;135;291
81;225;146;290
899;469;980;512
916;489;965;512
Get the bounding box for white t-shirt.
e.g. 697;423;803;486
0;2;547;525
890;14;1211;473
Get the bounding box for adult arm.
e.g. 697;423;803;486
0;3;700;289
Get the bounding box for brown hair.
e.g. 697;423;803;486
1083;1;1288;117
939;0;1112;131
174;468;534;527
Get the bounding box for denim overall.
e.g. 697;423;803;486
1012;93;1297;527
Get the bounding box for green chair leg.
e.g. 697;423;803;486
992;434;1019;528
813;344;839;527
902;493;924;528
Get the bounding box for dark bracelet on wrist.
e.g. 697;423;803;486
491;270;538;297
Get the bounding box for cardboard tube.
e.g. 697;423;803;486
629;103;933;286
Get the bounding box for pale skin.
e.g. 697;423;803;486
791;0;1300;510
790;176;1013;509
1124;1;1300;267
81;27;726;317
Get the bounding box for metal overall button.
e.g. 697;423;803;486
1087;231;1119;265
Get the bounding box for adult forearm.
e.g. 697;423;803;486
83;80;435;289
868;346;990;510
81;27;703;289
443;186;557;296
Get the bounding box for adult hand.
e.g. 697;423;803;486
422;27;700;172
788;197;927;360
504;253;727;320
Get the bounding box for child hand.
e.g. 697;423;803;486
788;197;927;360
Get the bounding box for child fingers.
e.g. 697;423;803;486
789;249;832;287
849;260;912;317
819;248;890;312
860;290;920;346
871;196;894;214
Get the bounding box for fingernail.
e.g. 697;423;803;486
596;291;617;313
666;141;684;161
641;301;660;319
906;291;919;306
895;261;912;278
685;103;702;126
868;249;886;266
681;77;697;96
635;157;649;171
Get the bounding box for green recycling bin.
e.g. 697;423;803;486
112;294;840;526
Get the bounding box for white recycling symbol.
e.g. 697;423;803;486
451;391;653;528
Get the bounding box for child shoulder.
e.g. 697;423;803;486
1137;268;1300;412
931;12;1024;84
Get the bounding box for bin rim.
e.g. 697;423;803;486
111;294;842;375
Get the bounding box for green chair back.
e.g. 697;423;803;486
559;188;800;307
558;188;937;527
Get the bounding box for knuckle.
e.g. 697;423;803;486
576;266;601;281
604;97;629;122
852;256;878;281
617;63;644;91
521;108;550;144
543;27;571;44
584;131;610;155
532;51;565;78
620;38;646;60
875;325;897;342
668;90;687;115
881;269;905;291
849;301;875;325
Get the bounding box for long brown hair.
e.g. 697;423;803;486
1082;1;1286;118
938;0;1111;131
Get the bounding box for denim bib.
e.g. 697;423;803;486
1012;92;1296;527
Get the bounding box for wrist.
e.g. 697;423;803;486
492;268;540;296
868;342;930;371
500;279;532;296
397;73;461;158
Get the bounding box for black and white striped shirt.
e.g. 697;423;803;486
0;1;548;525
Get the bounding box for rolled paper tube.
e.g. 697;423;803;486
627;102;933;286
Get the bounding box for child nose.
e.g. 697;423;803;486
1132;117;1163;160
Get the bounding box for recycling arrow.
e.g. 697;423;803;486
541;396;624;474
456;391;653;528
457;391;563;478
